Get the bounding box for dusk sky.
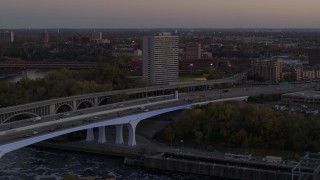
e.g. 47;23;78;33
0;0;319;28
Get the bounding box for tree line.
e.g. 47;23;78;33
0;65;146;108
155;103;320;152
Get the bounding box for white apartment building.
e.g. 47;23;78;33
143;32;179;85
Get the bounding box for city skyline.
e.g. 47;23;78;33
1;0;320;29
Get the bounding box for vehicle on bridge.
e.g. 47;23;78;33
221;89;231;93
225;153;252;161
27;117;41;122
263;156;283;164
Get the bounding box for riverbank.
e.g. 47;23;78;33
33;130;165;157
32;139;303;180
29;111;319;179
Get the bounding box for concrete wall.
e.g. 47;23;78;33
144;156;297;180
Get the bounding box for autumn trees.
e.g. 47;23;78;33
0;65;147;107
156;103;320;152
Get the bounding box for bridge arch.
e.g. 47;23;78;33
56;104;73;113
77;101;94;110
98;97;110;106
4;112;40;124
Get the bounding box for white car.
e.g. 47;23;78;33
31;117;42;122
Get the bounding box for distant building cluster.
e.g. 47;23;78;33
0;31;14;45
181;42;213;60
68;32;110;45
251;55;320;82
2;28;320;85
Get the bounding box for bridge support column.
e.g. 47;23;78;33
127;121;140;147
86;128;94;142
49;105;55;115
115;124;123;144
175;90;179;99
72;100;77;112
94;97;98;107
98;127;106;143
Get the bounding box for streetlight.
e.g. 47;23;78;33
190;63;194;77
210;63;213;71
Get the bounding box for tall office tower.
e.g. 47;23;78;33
41;31;49;43
251;58;283;82
92;31;102;40
185;42;201;60
143;32;179;85
0;31;14;45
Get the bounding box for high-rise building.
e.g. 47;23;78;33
185;42;201;60
0;31;14;45
92;31;102;40
143;32;179;85
251;58;283;82
308;48;320;65
41;31;49;43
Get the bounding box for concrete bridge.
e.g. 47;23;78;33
0;74;243;123
0;94;249;158
0;80;313;158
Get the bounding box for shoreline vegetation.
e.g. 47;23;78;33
155;102;320;159
0;64;147;108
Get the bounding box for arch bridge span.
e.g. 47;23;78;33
0;75;242;123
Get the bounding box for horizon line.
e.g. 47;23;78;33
1;27;320;30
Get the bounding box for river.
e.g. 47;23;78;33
1;70;49;83
0;147;216;180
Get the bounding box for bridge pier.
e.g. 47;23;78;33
175;90;179;99
86;128;94;142
94;97;98;106
115;124;124;144
127;121;140;147
49;105;55;115
98;127;106;143
72;100;77;112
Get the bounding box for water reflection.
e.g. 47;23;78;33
6;70;48;83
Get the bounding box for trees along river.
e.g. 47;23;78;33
0;65;147;108
155;103;320;153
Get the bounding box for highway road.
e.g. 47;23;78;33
0;83;316;147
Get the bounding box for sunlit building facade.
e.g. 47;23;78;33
251;58;283;82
